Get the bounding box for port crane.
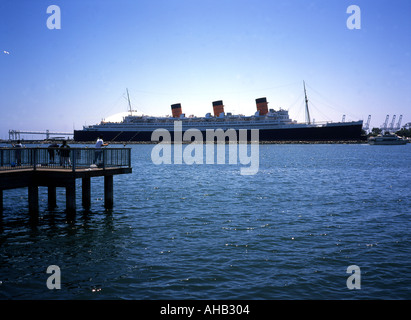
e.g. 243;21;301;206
381;115;389;133
379;115;403;133
389;115;396;131
395;115;403;131
363;115;371;132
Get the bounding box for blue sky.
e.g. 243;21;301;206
1;0;410;139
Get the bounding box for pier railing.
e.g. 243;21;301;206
0;147;131;172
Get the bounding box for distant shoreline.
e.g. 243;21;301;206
0;139;368;145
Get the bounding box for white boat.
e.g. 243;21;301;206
368;133;407;145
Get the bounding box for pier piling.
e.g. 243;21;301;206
28;184;39;216
82;177;91;210
66;180;76;214
104;175;114;209
0;189;3;215
48;186;57;210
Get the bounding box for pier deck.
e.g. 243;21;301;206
0;147;132;217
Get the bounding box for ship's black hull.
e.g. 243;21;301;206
74;123;365;142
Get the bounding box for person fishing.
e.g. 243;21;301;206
13;140;23;166
48;142;59;163
94;136;109;165
59;140;71;167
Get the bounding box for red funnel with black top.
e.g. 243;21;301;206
256;97;268;116
212;100;224;117
171;103;182;118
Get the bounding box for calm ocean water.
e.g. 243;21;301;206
0;143;410;300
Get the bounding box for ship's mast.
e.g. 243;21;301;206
126;88;133;116
303;81;311;125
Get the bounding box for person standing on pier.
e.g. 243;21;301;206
59;140;71;167
48;142;59;164
94;136;109;166
13;140;23;166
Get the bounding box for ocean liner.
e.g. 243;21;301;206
74;83;364;142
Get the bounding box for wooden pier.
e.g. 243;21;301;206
0;147;132;217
